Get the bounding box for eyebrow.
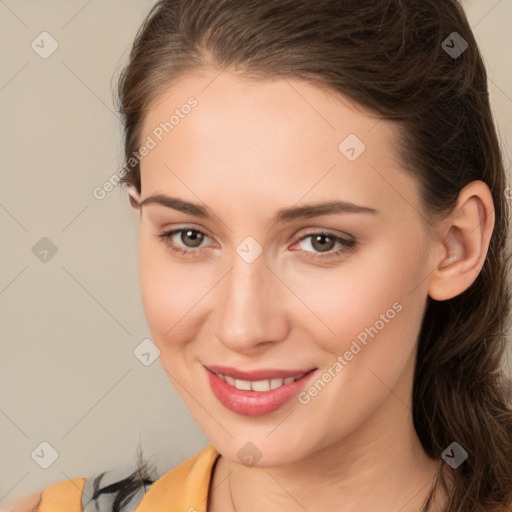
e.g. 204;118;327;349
139;194;378;222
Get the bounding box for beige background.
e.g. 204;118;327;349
0;0;511;503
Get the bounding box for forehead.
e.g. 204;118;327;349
138;68;420;223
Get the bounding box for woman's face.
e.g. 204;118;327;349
135;67;438;466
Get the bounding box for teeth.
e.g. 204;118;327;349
270;378;283;389
217;372;306;392
235;379;252;390
251;379;271;392
224;375;236;386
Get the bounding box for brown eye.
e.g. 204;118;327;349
293;231;357;261
310;234;336;252
157;228;211;256
180;229;205;247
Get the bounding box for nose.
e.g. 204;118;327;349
214;250;289;354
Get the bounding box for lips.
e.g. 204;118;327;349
204;364;317;416
205;364;314;381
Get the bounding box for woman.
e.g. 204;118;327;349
4;0;511;511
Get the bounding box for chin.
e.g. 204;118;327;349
206;424;320;468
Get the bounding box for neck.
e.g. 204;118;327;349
229;422;440;511
209;372;446;512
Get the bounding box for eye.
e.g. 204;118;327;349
291;232;357;261
157;227;357;261
157;227;212;257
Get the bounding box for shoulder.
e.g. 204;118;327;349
0;445;220;512
0;489;42;512
0;477;85;512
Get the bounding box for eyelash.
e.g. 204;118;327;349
157;227;357;261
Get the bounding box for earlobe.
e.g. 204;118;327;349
427;180;495;301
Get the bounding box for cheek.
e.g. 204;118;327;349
288;235;429;440
138;234;207;351
289;227;429;360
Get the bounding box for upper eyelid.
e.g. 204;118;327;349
161;226;211;239
160;227;214;248
292;232;353;252
297;230;351;241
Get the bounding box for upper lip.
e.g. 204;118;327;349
205;364;316;381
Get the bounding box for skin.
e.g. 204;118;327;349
127;67;495;512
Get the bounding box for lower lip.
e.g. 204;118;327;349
206;367;317;416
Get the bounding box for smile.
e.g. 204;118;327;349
204;365;317;416
215;372;308;392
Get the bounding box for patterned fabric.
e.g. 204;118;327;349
31;445;220;512
80;468;151;512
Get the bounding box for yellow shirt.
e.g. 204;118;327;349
34;444;220;512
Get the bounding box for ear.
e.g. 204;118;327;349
128;185;141;211
427;180;495;301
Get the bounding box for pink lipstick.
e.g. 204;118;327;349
205;365;317;416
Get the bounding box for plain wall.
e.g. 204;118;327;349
1;0;511;503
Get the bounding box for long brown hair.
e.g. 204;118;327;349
99;1;512;510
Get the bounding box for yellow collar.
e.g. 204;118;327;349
135;444;220;512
